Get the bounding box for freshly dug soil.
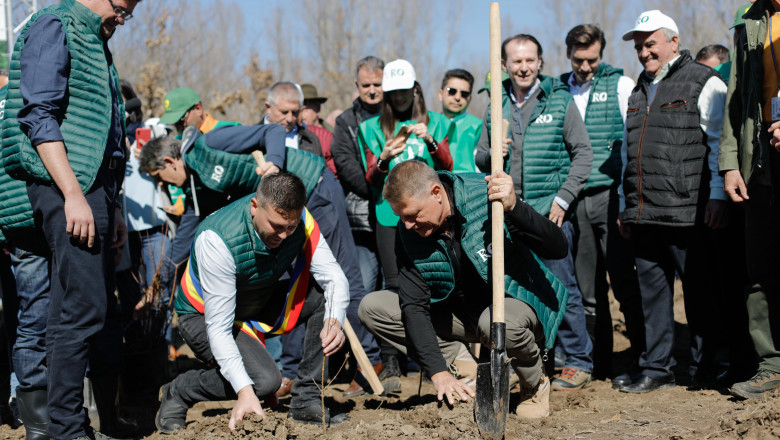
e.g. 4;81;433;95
1;283;777;439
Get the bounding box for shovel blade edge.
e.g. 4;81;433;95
474;352;512;440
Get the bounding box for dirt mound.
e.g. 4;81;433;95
712;391;780;439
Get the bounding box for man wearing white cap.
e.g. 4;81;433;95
617;10;728;393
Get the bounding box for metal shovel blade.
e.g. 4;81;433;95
474;325;512;439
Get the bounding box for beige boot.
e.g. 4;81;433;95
451;344;478;388
515;373;550;419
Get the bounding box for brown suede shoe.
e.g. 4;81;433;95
343;363;384;397
276;376;294;398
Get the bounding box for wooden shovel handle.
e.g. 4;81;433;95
489;2;505;325
251;150;266;167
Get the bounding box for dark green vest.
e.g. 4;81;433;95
184;137;325;201
175;194;306;319
1;0;125;192
485;75;572;215
561;64;624;190
0;86;35;244
397;172;569;349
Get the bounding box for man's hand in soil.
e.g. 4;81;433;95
228;386;266;431
431;371;475;405
320;318;345;357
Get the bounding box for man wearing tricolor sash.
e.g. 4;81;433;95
155;173;349;432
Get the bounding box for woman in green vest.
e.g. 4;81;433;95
358;59;454;290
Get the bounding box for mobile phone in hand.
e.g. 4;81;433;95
136;127;152;148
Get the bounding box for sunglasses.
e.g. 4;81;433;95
445;87;471;99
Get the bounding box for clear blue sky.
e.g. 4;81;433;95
209;0;537;70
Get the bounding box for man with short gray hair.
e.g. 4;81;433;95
617;10;728;393
263;81;322;156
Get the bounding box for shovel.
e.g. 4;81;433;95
474;3;511;439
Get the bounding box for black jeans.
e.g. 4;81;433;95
173;286;328;409
27;162;123;440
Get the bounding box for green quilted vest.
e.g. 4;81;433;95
561;64;624;190
397;172;569;349
358;111;454;227
2;0;125;192
0;86;35;244
175;194;306;318
184;137;325;200
485;75;572;215
448;112;482;173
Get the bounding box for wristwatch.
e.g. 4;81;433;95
425;137;438;153
376;157;389;172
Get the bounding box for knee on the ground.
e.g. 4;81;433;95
252;367;282;398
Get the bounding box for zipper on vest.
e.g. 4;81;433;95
636;104;651;223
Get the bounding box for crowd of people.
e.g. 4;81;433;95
0;0;777;439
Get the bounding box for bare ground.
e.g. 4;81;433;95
1;281;778;439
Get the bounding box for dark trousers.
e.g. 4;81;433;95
574;187;644;375
174;287;327;408
710;204;754;375
630;224;715;379
375;223;398;291
280;169;380;379
744;184;780;373
27;163;123;440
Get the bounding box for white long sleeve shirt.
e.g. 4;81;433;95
618;55;728;213
195;227;349;394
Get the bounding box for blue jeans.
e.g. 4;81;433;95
356;244;380;293
10;246;51;392
541;220;593;371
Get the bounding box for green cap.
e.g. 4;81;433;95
159;87;201;125
478;70;510;94
731;3;751;29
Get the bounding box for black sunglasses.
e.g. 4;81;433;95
445;87;471;99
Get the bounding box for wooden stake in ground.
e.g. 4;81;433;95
343;319;385;395
474;3;512;439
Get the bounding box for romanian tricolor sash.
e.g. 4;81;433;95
180;208;320;346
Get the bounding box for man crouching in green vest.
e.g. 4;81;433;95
359;160;569;418
155;173;349;432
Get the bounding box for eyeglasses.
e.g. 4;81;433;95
445;87;471;99
107;0;133;20
178;107;194;125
